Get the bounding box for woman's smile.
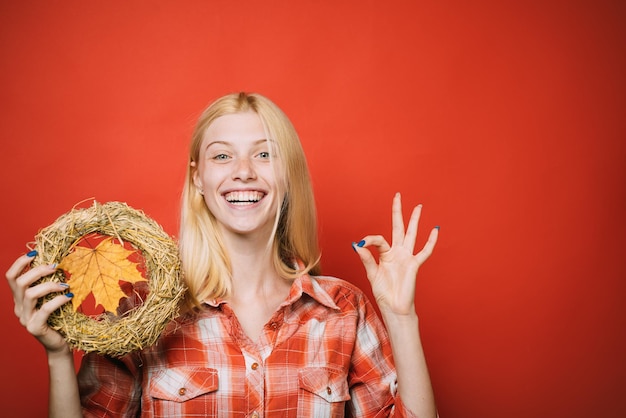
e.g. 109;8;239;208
223;190;266;206
193;111;285;237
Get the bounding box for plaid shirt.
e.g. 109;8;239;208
78;274;419;417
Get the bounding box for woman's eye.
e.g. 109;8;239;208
257;151;271;159
213;153;230;161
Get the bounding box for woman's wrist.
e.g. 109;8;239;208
380;306;419;327
46;345;73;365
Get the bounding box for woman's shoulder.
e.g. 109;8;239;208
310;274;363;293
306;274;371;311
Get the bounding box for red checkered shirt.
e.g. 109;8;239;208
78;274;419;417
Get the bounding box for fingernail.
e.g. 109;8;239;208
49;263;58;269
27;250;38;257
351;242;358;252
65;293;74;298
435;226;440;230
357;240;366;247
59;283;69;288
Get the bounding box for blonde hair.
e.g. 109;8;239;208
179;92;321;309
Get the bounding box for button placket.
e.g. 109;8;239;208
244;352;264;417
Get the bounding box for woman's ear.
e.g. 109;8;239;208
190;161;203;190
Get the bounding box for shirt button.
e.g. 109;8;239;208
270;322;279;329
250;412;259;418
178;387;186;396
326;386;332;395
251;362;259;370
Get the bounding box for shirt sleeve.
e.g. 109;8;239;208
77;351;142;418
345;291;419;418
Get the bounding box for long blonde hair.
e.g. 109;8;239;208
179;92;320;309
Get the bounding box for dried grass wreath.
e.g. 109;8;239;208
30;201;186;357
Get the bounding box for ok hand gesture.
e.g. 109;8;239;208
352;193;438;317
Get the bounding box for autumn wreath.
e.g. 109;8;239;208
30;201;186;357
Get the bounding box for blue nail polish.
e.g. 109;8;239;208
351;242;358;252
435;226;440;230
65;293;74;298
59;283;69;288
27;250;38;257
357;240;366;247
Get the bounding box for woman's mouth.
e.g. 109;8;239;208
224;190;265;205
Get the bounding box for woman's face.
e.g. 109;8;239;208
193;111;285;239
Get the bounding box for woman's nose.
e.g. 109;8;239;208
232;157;256;180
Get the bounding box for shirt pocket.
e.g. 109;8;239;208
298;366;350;415
149;366;219;402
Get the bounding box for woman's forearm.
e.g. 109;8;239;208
382;312;437;418
47;348;82;418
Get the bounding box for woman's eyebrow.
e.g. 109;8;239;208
206;139;272;147
205;140;230;148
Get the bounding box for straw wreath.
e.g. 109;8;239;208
31;201;186;357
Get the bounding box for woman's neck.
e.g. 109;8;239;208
219;228;293;341
220;228;285;301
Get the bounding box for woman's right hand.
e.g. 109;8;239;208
5;251;73;354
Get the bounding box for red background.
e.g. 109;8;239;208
1;1;624;416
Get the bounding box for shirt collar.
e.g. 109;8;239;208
285;274;340;311
204;273;339;311
205;298;226;308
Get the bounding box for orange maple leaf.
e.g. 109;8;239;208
58;237;146;313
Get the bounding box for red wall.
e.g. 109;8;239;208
1;1;624;416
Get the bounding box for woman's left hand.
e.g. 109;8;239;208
352;193;438;317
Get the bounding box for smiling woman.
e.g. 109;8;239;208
180;93;321;309
192;112;284;239
6;92;439;417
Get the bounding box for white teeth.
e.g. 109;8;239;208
224;191;264;204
